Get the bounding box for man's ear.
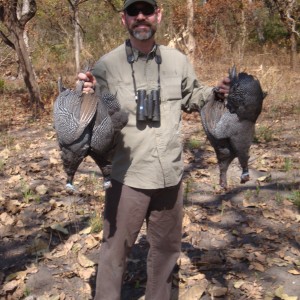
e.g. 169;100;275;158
121;11;126;26
156;8;162;24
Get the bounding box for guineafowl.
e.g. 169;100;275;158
200;66;266;189
53;78;128;191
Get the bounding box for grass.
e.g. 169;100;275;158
283;157;293;172
184;177;194;202
0;159;5;175
254;125;274;143
89;212;102;233
244;189;253;201
23;286;31;297
0;79;4;94
82;172;103;194
187;138;202;150
0;131;15;149
288;190;300;209
275;192;283;204
20;179;40;204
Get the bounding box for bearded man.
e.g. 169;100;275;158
78;1;230;299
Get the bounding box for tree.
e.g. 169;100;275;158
186;0;195;64
272;0;299;69
67;0;85;73
0;0;43;114
67;0;121;73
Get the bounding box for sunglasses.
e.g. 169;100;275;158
126;4;156;17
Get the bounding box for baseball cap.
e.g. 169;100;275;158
123;0;157;10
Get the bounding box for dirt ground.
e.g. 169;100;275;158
0;88;300;300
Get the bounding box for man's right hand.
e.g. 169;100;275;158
78;71;96;93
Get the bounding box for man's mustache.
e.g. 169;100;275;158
132;21;152;28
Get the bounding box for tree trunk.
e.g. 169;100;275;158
12;24;42;114
16;0;36;79
74;7;81;73
272;0;299;70
0;0;43;115
68;0;83;74
290;32;298;70
186;0;195;65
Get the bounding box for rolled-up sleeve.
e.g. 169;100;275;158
181;56;214;112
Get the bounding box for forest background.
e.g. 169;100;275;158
0;0;299;112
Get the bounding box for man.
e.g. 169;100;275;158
79;0;230;299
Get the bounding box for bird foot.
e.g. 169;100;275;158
240;172;250;183
219;178;228;190
103;180;112;190
66;183;76;192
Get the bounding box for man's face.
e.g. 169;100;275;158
122;2;162;41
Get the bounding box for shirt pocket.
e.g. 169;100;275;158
161;76;182;101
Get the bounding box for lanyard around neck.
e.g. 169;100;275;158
125;39;162;101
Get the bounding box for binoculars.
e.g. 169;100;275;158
136;90;160;122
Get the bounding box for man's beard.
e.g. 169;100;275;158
129;22;156;41
132;28;154;40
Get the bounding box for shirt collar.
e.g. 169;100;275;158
132;44;157;61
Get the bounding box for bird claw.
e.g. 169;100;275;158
66;183;76;192
103;179;112;190
240;172;250;183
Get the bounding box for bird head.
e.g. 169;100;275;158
226;66;266;121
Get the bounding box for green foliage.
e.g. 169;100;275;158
0;0;298;105
0;79;5;93
288;190;300;209
264;15;288;43
275;192;283;204
0;131;15;148
89;212;102;233
82;173;102;191
187;138;202;150
283;157;293;172
32;0;126;73
184;177;196;202
0;159;5;175
20;179;40;204
254;126;273;143
244;189;253;201
23;286;31;297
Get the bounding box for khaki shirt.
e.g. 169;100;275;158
92;42;213;189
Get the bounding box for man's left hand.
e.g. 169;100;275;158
214;77;230;100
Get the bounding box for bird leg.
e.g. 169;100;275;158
89;151;112;190
61;147;88;191
240;169;250;183
217;154;235;189
237;154;250;184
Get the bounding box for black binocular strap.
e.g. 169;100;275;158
125;39;162;101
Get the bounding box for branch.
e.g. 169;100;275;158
19;0;37;27
67;0;89;10
67;0;86;34
105;0;121;13
0;30;15;50
67;0;75;10
78;0;90;4
0;5;4;22
273;0;299;37
286;2;300;37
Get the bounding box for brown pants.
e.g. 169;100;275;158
94;180;183;300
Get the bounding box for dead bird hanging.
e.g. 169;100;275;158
53;78;128;191
200;66;267;189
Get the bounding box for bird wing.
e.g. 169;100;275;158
91;116;114;153
53;88;97;145
76;92;98;138
201;99;227;136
